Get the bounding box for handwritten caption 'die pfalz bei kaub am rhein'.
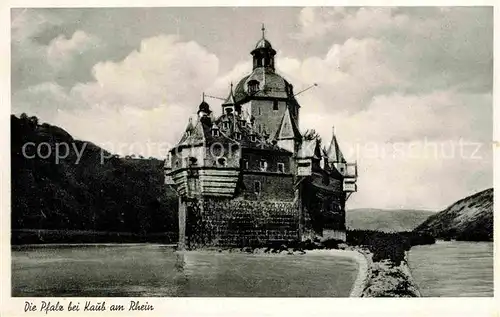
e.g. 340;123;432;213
24;300;154;313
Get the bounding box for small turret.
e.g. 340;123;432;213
326;125;357;194
326;126;346;174
198;93;212;127
222;83;237;114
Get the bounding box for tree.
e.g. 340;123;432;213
303;129;321;143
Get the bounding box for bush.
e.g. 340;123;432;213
347;230;435;265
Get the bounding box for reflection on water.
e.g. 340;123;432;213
408;241;493;297
12;245;358;297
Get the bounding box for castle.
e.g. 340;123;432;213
165;26;357;248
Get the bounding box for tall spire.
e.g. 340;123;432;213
327;125;345;163
223;82;236;105
261;23;266;38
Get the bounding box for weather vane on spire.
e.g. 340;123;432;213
261;23;265;38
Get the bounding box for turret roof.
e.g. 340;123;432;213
326;126;346;163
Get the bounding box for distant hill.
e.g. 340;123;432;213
414;188;493;241
11;114;178;243
346;209;436;232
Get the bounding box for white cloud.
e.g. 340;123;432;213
72;35;219;110
294;7;409;41
53;104;188;158
46;30;101;70
12;82;76;119
278;37;406;115
13;35;222;157
293;7;492;93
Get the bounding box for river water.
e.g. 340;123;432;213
408;241;493;297
12;244;358;297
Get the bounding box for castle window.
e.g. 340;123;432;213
234;132;241;140
243;159;249;169
188;157;198;167
254;181;261;194
248;80;259;94
260;160;268;171
273;100;279;111
277;162;285;173
250;135;256;142
212;129;220;137
222;122;229;130
258;107;261;116
217;157;227;167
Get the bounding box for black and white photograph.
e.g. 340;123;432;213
3;4;495;311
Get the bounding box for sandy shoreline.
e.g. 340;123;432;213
180;248;370;297
302;249;369;297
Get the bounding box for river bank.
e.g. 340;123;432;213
339;246;420;297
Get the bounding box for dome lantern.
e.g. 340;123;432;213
251;24;276;71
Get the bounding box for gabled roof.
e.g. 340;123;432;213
184;119;206;145
326;127;346;163
274;106;301;141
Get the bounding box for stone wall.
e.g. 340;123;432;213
241;173;294;201
301;181;346;237
185;198;300;247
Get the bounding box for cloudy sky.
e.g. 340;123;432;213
11;7;493;210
